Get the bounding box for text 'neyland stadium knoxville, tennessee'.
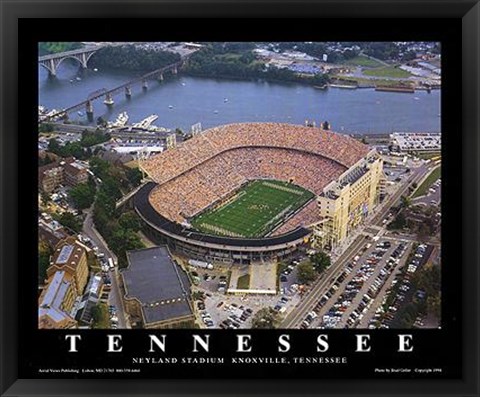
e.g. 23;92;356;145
134;123;383;263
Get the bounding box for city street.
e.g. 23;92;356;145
82;209;129;329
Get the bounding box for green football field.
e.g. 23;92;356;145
190;179;315;238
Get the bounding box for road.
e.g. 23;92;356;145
48;122;98;133
371;163;429;226
48;122;169;140
82;209;129;329
413;183;441;206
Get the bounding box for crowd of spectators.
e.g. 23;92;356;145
143;122;370;235
270;200;320;236
148;146;345;231
141;122;370;185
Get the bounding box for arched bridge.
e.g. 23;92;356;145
39;45;105;76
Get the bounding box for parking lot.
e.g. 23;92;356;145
377;244;435;328
294;238;413;329
413;178;441;206
187;259;303;329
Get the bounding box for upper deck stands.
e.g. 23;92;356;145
141;123;369;185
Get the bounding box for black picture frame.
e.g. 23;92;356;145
1;1;479;396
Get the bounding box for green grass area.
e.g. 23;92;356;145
91;303;110;329
345;55;384;68
363;66;412;78
236;274;251;289
191;179;315;238
87;251;102;273
412;166;442;198
415;152;441;160
218;53;242;61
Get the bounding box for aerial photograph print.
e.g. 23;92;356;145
37;41;442;331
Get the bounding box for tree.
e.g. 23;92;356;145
40;191;50;206
311;73;330;86
108;226;144;268
192;291;204;301
388;211;406;230
80;130;111;147
89;157;111;179
310;252;331;272
69;183;96;210
38;123;54;133
251;308;280;329
38;42;83;56
38;241;53;284
119;211;141;231
416;222;431;242
402;50;417;62
96;116;107;128
53;212;83;233
400;195;411;209
91;303;110;328
427;295;441;319
125;167;143;188
101;175;122;200
47;138;61;153
87;251;102;273
47;138;90;160
90;44;181;72
297;261;317;284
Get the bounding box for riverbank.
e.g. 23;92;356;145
330;75;440;91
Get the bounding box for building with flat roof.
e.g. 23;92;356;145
313;153;384;248
48;237;89;296
121;246;194;329
38;270;77;329
40;165;64;193
38;157;90;192
390;132;441;152
38;218;70;248
63;161;89;186
75;273;104;326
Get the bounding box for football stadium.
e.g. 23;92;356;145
134;122;383;263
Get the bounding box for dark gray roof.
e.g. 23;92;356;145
122;246;193;324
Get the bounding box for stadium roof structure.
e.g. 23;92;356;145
122;246;193;325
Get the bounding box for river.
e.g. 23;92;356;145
39;63;441;134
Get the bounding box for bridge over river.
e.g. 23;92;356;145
42;56;190;122
39;46;106;76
